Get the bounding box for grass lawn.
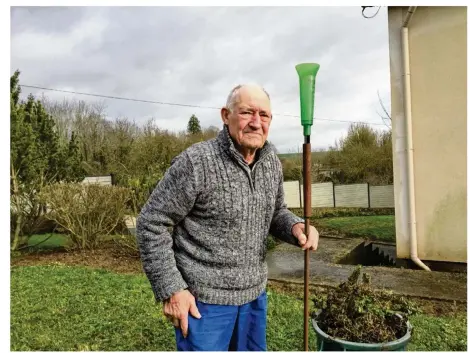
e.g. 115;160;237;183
25;233;118;251
315;215;396;243
27;233;70;249
10;265;466;351
278;151;328;162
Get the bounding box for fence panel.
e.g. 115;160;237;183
334;183;369;208
370;185;395;208
300;182;335;208
283;181;301;208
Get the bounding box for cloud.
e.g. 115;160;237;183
10;6;391;152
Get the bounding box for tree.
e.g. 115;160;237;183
62;131;86;182
324;123;393;185
187;114;202;135
376;90;391;129
10;70;85;249
41;97;110;176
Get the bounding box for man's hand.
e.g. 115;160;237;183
292;222;319;251
163;289;201;338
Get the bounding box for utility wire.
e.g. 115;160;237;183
22;84;218;110
362;6;381;19
21;84;388;126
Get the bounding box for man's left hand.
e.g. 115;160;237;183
292;223;319;251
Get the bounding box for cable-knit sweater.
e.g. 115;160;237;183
136;125;303;305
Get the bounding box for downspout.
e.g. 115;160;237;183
401;6;431;271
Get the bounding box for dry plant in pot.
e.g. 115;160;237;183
311;266;416;351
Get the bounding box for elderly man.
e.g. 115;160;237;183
136;84;319;351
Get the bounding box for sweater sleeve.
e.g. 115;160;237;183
136;151;197;301
269;161;304;246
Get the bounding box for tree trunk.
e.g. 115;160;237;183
10;162;24;251
11;213;23;251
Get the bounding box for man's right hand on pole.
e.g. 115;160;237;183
163;289;202;338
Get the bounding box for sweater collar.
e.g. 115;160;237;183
217;124;274;166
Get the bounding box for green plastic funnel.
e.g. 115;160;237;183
295;63;320;136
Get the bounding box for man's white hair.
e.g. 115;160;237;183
225;84;271;111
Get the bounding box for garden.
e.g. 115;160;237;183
10;71;466;351
11;206;467;351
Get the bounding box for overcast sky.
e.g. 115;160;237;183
10;6;391;153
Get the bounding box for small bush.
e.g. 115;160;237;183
39;183;131;249
10;188;57;249
112;234;139;258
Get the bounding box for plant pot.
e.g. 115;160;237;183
311;311;413;351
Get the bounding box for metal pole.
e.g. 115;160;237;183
303;136;312;351
295;62;320;352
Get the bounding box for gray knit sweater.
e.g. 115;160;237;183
136;125;303;305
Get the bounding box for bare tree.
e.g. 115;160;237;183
376;90;391;129
41;97;113;175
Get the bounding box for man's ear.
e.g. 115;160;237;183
221;107;230;125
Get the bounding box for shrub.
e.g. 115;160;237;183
10;189;57;234
39;183;131;249
112;234;140;258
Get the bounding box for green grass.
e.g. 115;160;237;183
316;215;396;243
10;265;466;351
408;314;467;351
10;265;175;351
27;233;70;249
278;151;328;162
24;233;118;251
290;207;395;219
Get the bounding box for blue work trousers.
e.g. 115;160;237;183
175;291;267;351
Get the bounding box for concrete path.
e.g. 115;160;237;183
267;238;467;302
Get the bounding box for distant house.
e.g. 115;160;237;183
387;7;466;267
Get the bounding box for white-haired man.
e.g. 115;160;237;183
137;84;319;351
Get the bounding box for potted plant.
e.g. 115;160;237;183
311;266;415;351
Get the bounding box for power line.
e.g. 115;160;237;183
20;84;388;126
271;112;386;126
361;6;381;19
21;84;220;110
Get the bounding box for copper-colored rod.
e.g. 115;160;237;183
303;138;312;351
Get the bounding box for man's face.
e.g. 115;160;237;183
221;86;272;151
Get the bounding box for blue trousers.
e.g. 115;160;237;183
175;291;267;351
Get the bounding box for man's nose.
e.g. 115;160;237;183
249;112;262;128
